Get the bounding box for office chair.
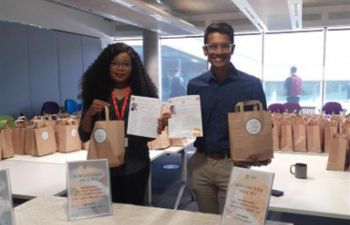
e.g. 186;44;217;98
268;103;285;113
283;102;301;113
64;99;80;114
322;102;343;115
41;101;60;115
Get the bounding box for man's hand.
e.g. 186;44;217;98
157;112;171;134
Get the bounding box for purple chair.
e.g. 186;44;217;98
41;101;60;115
322;102;343;115
283;102;301;113
268;103;285;113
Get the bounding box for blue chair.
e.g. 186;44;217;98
64;99;80;114
41;101;60;115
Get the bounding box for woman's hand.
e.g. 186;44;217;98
86;99;110;117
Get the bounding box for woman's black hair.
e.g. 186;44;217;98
79;42;158;109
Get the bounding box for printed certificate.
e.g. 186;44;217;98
67;159;112;220
127;95;202;138
127;95;161;138
220;167;274;225
168;95;203;138
0;169;15;225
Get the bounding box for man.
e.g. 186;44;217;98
284;66;302;103
186;22;268;214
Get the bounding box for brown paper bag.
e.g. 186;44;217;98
280;119;293;152
293;116;307;152
228;100;273;162
170;138;189;146
306;118;322;153
24;123;36;155
0;122;14;158
147;127;171;150
12;119;27;155
271;114;281;151
324;120;338;153
327;134;349;171
33;124;57;156
82;140;90;150
87;106;125;167
56;118;81;153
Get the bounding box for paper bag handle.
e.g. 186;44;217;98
235;100;263;112
104;105;110;121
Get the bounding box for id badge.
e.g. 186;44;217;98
125;137;128;147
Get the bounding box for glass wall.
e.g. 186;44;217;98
324;29;350;110
160;37;207;101
263;31;324;107
232;34;262;79
121;27;350;111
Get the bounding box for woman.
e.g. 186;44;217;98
79;42;158;205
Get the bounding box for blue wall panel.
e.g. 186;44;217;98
82;36;102;72
0;21;31;117
56;32;83;104
0;20;101;117
27;26;60;116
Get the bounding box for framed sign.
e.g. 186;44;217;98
67;159;112;220
221;167;274;225
0;169;15;225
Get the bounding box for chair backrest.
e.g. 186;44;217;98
64;99;79;114
322;101;342;115
268;103;285;113
283;102;301;113
41;101;60;115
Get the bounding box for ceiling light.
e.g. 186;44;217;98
111;0;135;8
288;0;303;29
231;0;267;32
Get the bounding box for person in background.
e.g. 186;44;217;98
159;22;269;214
284;66;303;104
78;42;158;205
169;68;186;97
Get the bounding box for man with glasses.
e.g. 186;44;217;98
186;22;268;214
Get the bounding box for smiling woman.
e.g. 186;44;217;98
78;42;158;205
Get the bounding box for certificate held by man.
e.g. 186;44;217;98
127;95;203;138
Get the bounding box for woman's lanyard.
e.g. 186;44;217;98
111;89;130;120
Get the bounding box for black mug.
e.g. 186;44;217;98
290;163;307;179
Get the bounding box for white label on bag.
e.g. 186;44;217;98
71;128;77;137
245;118;262;135
41;131;49;140
94;129;107;143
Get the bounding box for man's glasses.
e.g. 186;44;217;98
204;43;233;53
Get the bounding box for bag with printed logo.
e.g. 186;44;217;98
56;117;81;153
228;100;273;162
33;122;57;156
87;106;125;167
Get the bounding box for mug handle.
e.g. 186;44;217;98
290;164;295;175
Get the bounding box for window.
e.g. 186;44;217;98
160;37;207;101
324;29;350;110
263;31;324;107
232;34;262;79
